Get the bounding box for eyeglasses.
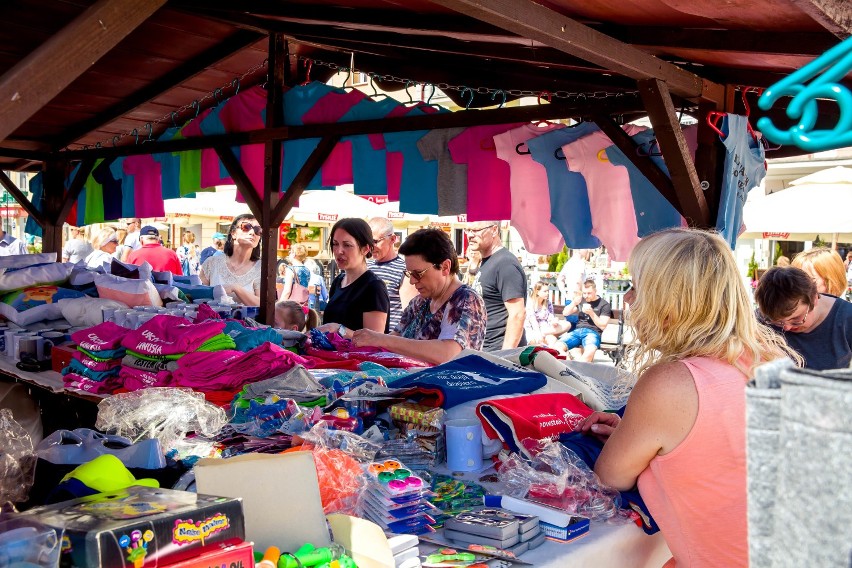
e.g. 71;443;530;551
769;305;812;328
239;222;262;236
373;234;394;244
465;224;497;236
403;265;439;281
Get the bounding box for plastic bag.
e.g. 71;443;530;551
0;518;61;567
95;388;228;460
496;438;621;521
0;408;35;508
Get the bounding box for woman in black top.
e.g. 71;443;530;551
317;218;389;336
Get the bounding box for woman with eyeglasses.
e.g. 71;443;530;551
351;228;486;364
316;218;389;336
85;227;119;269
576;228;797;568
199;214;262;306
755;265;852;370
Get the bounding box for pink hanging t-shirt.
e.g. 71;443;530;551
561;124;646;261
122;154;165;217
216;85;268;199
494;123;566;254
181;108;233;189
448;123;524;222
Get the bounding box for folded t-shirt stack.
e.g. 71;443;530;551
63;322;131;394
172;342;311;391
222;321;284;352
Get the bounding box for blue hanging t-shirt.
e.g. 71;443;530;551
716;114;766;248
606;129;684;236
91;158;124;221
527;124;602;249
109;158;136;218
337;96;402;195
151;127;182;200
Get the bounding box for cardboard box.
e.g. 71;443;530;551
194;452;330;554
15;486;244;567
51;343;77;373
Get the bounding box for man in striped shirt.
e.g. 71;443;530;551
368;217;418;332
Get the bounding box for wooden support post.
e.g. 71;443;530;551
272;135;340;227
0;0;166;143
590;113;681;214
259;33;287;325
41;162;66;254
694;100;726;226
0;170;43;224
637;79;710;227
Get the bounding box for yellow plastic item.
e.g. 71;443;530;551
60;454;159;493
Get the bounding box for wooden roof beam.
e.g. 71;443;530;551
788;0;851;38
0;0;167;144
53;29;264;150
427;0;725;103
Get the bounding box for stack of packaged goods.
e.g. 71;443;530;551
382;402;445;469
360;460;439;536
387;534;421;568
442;508;545;556
62;322;129;394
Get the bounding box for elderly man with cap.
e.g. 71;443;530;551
199;232;226;265
126;225;183;274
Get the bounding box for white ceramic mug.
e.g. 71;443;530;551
13;333;40;361
18;335;54;361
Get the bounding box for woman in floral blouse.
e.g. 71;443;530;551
352;228;486;364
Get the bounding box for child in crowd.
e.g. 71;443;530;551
274;300;319;332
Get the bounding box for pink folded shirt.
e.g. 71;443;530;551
119;366;173;391
121;315;226;356
72;351;122;372
173;343;309;391
63;373;122;395
71;321;131;352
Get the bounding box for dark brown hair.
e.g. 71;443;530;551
754;266;817;322
399;228;459;274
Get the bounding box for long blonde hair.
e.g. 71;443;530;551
791;247;847;297
626;228;797;379
529;281;549;310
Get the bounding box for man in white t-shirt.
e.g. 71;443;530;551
557;249;591;298
0;230;27;256
123;218;142;250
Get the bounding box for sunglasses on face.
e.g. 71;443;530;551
403;265;440;281
239;222;262;236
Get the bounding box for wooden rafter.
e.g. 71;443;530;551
0;170;42;224
637;79;709;227
426;0;724;102
54;30;263;150
789;0;852;38
0;0;167;144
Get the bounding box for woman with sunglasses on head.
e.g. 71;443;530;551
576;228;797;568
316;218;389;336
351;228;486;365
755;265;852;370
199;214;262;306
85;227;120;269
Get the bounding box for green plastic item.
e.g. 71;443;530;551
61;454;159;494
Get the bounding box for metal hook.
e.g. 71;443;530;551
426;84;436;104
191;100;201;118
230;77;241;95
460;87;474;110
404;81;416;104
341;66;352;87
170;111;179;128
213;88;224;105
369;74;385;98
112;135;121;147
537;91;552;105
131;129;139;145
95;142;102;149
491;90;506;109
301;59;313;86
144;122;153;142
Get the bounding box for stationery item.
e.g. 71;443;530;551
443;510;519;540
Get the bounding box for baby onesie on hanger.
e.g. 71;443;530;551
526;124;601;249
328;96;403;194
494;123;566;254
418;127;467;216
281;82;367;192
122;154;165;218
716;114;766;248
201;86;268;199
448;123;524;222
561;124;647;261
605;129;685;236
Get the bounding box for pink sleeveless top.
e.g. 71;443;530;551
637;357;748;567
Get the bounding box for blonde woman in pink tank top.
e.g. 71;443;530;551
576;229;799;567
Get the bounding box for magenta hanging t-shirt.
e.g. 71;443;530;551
448;123;524;222
122;154;165;217
494;123;567;254
561;124;646;261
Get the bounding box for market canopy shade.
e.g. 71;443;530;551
285;189;383;224
741;166;852;242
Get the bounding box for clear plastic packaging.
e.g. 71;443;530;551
95;387;228;460
0;518;62;567
0;408;35;508
496;438;621;521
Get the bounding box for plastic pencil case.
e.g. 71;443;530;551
366;486;427;508
361;498;428;526
366;491;438;514
364;495;440;520
363;509;436;533
365;460;425;497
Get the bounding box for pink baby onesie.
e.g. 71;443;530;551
561;124;647;261
494;123;566;254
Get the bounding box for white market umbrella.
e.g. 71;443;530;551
164;189;251;218
285;190;383;224
741;166;852;243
